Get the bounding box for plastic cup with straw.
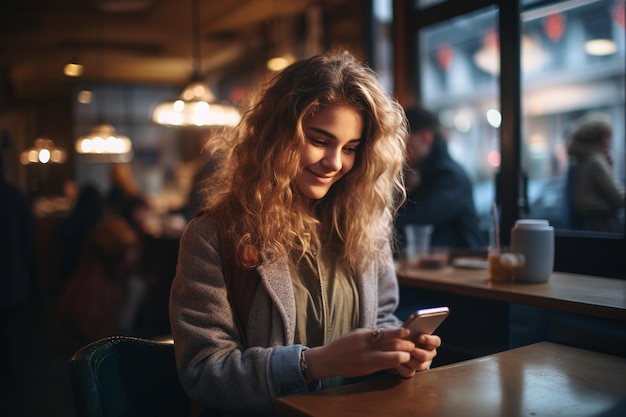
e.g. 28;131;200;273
488;203;513;281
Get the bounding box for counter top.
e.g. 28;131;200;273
275;342;626;417
396;266;626;320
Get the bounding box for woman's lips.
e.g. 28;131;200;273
307;169;333;184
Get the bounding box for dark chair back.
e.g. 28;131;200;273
67;336;190;417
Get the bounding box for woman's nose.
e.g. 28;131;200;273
321;148;342;171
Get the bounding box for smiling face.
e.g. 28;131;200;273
294;104;364;201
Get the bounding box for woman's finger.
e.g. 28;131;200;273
367;328;415;352
416;334;441;350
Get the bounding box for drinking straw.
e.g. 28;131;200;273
492;202;500;251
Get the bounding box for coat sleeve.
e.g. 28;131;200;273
358;237;403;330
588;155;625;209
168;215;310;413
376;241;404;329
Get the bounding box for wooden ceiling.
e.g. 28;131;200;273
0;0;354;100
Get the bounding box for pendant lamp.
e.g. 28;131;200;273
75;16;133;163
76;121;133;163
21;137;67;165
152;0;240;127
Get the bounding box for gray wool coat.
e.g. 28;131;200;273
169;212;403;415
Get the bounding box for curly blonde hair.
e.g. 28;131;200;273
202;50;407;272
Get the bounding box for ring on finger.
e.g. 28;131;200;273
370;329;383;343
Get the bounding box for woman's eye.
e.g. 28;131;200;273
309;137;326;147
343;146;358;154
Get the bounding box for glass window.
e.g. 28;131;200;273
521;0;625;236
417;7;500;240
372;0;394;93
416;0;448;9
397;0;624;277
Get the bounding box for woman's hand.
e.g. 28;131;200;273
393;333;441;377
304;328;418;381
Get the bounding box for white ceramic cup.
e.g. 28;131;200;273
509;219;554;283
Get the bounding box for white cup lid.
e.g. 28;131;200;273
514;219;551;229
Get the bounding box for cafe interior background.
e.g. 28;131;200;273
0;0;624;416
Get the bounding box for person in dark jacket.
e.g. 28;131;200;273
0;153;35;393
395;106;485;250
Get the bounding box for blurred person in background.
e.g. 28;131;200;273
566;113;624;233
57;214;140;352
105;164;157;333
106;163;141;213
0;152;35;393
114;194;154;334
394;106;485;251
57;183;106;282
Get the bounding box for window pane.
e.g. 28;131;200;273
372;0;394;93
417;7;500;240
521;0;625;235
416;0;447;8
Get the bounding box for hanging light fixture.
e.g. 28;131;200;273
76;121;133;162
152;0;240;127
64;62;84;77
76;15;133;163
266;7;297;73
20;137;67;165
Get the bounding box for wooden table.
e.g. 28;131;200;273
396;266;626;321
274;342;626;417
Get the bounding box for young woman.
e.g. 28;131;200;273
169;50;441;416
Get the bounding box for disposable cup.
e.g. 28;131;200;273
403;224;433;267
488;246;514;282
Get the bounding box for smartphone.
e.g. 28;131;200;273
402;306;449;336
